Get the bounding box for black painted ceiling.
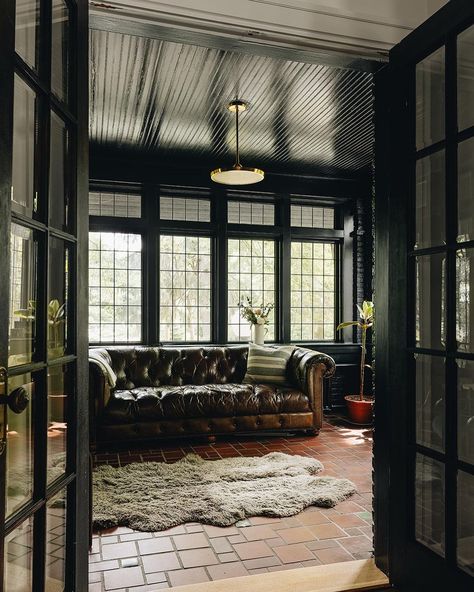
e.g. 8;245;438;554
89;28;374;176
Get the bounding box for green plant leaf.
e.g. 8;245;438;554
336;321;361;331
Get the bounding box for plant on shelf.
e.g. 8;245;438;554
238;296;274;345
337;300;374;425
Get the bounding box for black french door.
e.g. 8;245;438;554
375;0;474;589
0;0;89;590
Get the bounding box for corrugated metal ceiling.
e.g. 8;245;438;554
90;28;374;176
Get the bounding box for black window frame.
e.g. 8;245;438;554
88;182;350;346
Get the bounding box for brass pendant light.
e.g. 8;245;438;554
211;100;264;185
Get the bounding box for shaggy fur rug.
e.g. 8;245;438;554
93;452;356;531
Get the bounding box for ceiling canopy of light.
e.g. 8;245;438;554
211;100;264;186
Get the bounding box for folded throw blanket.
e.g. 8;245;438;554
89;349;117;388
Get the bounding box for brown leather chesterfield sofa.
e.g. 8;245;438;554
89;345;335;448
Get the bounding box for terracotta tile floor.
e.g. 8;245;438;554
90;417;373;591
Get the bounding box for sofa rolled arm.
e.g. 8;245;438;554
89;348;114;447
287;347;336;432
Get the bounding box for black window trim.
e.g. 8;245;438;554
88;182;351;346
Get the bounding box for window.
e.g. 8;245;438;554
291;241;336;341
88;188;345;345
228;239;276;341
88;232;142;343
160;196;211;222
228;201;274;225
291;205;335;229
160;235;212;341
89;191;141;218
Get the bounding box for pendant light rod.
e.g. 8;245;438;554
235;104;240;167
210;99;264;185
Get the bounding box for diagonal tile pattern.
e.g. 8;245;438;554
90;418;373;590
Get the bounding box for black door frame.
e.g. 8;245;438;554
0;0;89;590
374;0;474;589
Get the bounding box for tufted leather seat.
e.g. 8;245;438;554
89;345;335;447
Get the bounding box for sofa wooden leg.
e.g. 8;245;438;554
207;435;216;443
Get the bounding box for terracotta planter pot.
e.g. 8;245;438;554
344;395;374;425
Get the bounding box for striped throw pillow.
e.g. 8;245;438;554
243;344;295;385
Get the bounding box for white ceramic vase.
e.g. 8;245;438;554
251;324;266;345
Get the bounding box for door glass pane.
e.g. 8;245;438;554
416;46;445;150
457;359;474;464
49;112;70;231
15;0;40;69
416;253;446;349
415;150;445;249
415;453;445;556
457;471;474;576
51;0;69;102
12;75;36;218
415;354;445;452
458;136;474;243
5;518;34;592
458;25;474;132
6;373;35;517
456;248;473;352
48;239;70;360
46;489;67;590
47;365;72;483
9;224;38;367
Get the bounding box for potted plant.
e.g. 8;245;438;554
238;296;274;345
337;300;374;425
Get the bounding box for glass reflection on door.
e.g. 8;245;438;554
415;453;445;556
457;471;474;575
12;75;37;218
415;150;445;249
458;137;474;243
6;373;35;517
5;518;34;592
47;365;71;484
51;0;69;103
416;46;445;150
49;111;70;231
15;0;40;70
415;354;445;452
45;489;67;591
458;358;474;465
415;253;446;349
456;249;473;353
9;224;38;367
457;26;474;132
48;238;70;360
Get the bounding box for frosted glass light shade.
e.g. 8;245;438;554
211;166;264;185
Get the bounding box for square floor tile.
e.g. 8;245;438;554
104;567;144;590
309;522;347;540
168;567;210;587
313;546;354;564
207;562;249;580
173;533;210;550
142;552;180;573
233;541;273;560
274;544;314;564
276;526;315;544
137;538;173;555
101;542;137;561
178;548;219;568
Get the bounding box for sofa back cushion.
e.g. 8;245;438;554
97;346;249;389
